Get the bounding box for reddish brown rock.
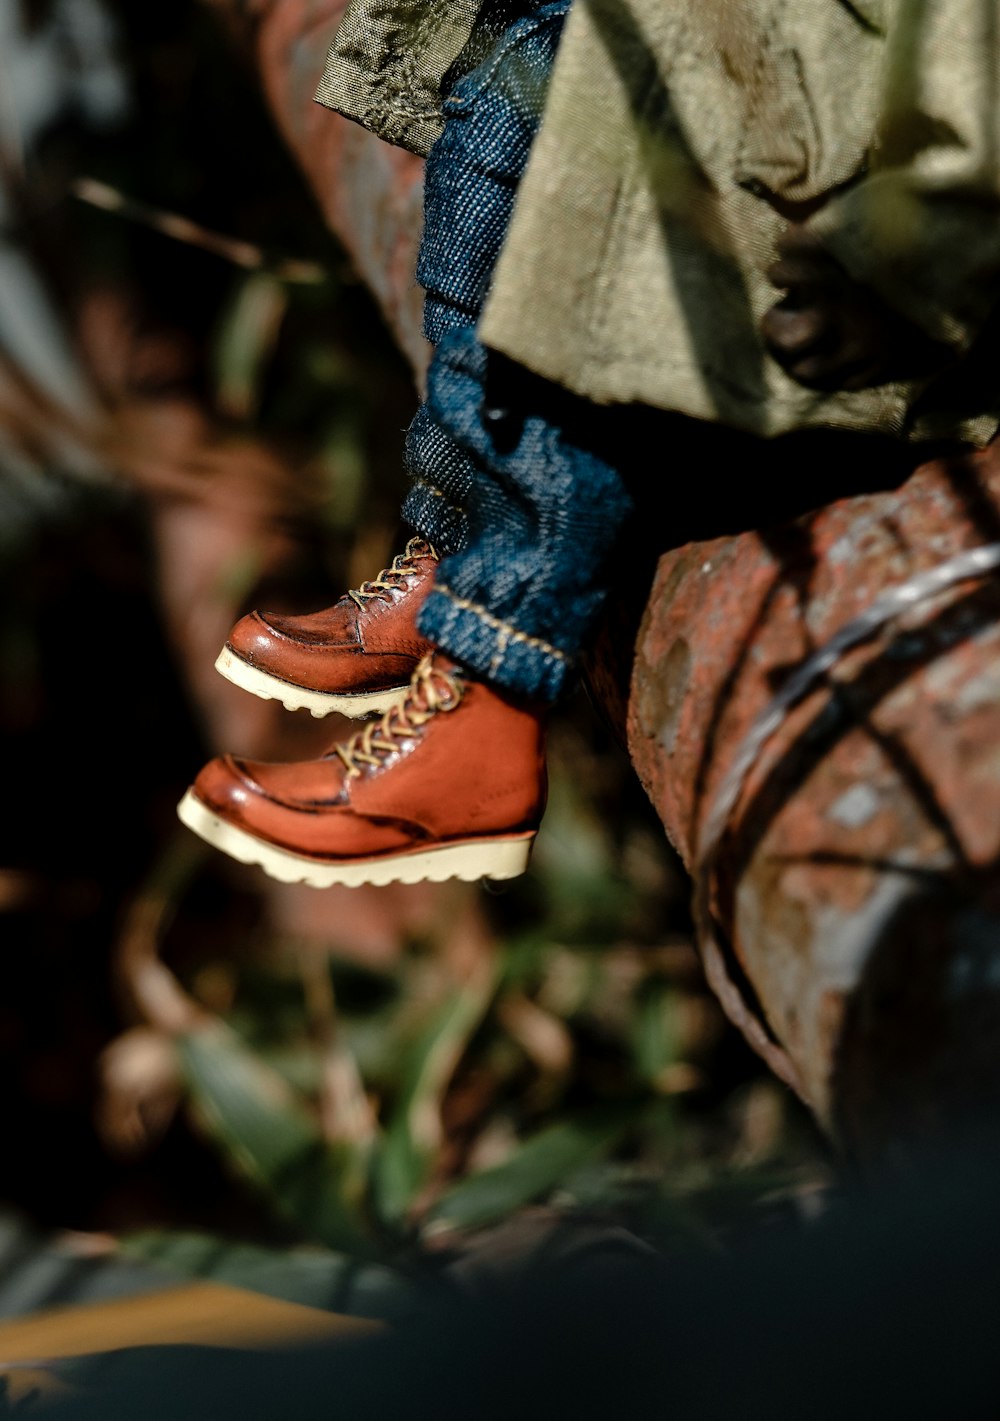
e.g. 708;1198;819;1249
628;443;1000;1159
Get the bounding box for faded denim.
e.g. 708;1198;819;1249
402;0;566;555
403;0;634;701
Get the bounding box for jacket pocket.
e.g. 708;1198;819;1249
733;0;885;205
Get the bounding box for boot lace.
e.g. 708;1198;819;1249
347;537;439;609
333;654;463;778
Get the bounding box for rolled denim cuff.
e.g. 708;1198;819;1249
401;482;470;554
417;580;572;702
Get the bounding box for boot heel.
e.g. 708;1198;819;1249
374;834;536;884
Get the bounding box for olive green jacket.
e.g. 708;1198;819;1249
316;0;1000;446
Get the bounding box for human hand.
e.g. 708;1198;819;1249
761;224;950;391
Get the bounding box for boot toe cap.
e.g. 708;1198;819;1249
192;754;256;818
226;610;300;664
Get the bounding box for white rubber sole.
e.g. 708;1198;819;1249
177;790;535;888
215;646;409;719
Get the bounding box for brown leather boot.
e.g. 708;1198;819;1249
215;538;438;718
177;653;547;887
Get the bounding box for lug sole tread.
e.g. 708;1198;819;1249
176;790;533;888
215;646;410;719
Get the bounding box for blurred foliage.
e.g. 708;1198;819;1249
102;710;832;1310
0;0;832;1323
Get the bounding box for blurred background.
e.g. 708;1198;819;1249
0;0;833;1327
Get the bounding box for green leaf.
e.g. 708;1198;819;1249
527;766;633;942
423;1104;643;1235
630;979;683;1086
117;1229;417;1323
372;960;499;1228
212;271;288;421
176;1023;378;1258
315;417;368;532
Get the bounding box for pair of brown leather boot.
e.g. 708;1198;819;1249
177;540;548;887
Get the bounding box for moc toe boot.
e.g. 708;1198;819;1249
216;538;439;718
178;654;547;887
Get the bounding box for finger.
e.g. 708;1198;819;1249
781;351;859;389
781;344;888;390
766;252;839;291
773;224;826;258
760;303;829;355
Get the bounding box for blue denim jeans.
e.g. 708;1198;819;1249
401;0;564;555
401;0;635;702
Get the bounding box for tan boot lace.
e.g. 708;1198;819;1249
347;537;439;609
333;654;463;778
